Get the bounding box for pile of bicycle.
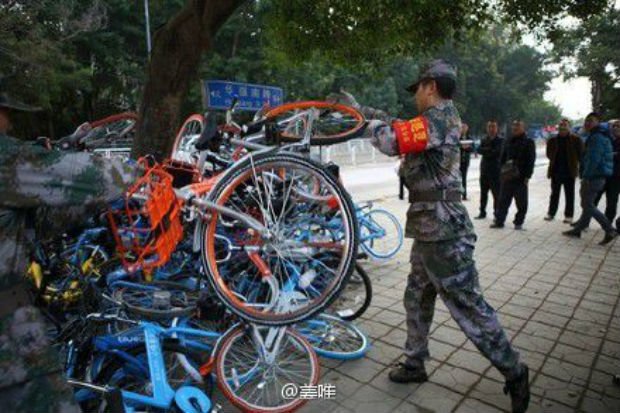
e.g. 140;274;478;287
29;99;403;412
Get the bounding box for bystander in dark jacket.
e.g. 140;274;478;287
459;123;473;200
544;119;584;223
475;120;504;219
492;120;536;229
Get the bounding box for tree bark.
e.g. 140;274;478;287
132;0;246;159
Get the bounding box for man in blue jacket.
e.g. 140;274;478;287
563;112;617;245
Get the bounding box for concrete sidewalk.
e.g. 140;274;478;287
301;164;620;412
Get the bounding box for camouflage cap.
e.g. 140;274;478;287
406;59;457;93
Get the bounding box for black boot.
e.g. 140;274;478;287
388;362;428;383
562;229;581;238
475;212;486;219
504;364;530;413
599;230;618;246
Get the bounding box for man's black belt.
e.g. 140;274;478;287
409;190;462;203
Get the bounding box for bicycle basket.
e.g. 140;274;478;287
107;161;183;272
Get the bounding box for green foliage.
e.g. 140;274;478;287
0;0;605;140
551;8;620;118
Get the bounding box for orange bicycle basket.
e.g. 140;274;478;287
108;160;183;272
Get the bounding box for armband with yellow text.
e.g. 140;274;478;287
392;116;429;154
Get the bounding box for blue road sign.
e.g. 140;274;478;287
204;80;284;111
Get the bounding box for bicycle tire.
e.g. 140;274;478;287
264;101;365;146
171;113;205;164
327;262;372;321
89;112;138;128
199;152;358;326
360;208;404;260
295;313;369;360
215;325;319;413
111;281;200;321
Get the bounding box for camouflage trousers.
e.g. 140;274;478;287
0;209;80;411
0;306;80;413
403;235;522;379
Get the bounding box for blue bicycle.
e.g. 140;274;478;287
63;313;218;413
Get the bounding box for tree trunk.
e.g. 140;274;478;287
591;74;603;114
132;0;246;159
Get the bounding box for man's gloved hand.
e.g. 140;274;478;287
326;89;361;109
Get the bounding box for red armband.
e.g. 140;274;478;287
393;116;429;154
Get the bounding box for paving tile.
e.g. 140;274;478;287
406;382;462;412
532;373;584;407
521;320;562;341
540;357;590;383
341;384;404;413
432;325;468;347
453;398;504;413
377;328;407;347
373;309;406;327
334;357;385;383
551;343;597;368
558;329;603;352
512;332;555;354
579;395;620;413
469;377;513;411
359;319;395;340
321;369;364;400
365;341;403;366
429;363;480;395
446;349;491;375
594;354;620;377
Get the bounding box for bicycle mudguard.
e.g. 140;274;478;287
174;386;211;413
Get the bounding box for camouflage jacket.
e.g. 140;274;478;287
363;100;475;242
0;133;136;291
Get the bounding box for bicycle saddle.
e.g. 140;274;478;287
194;113;220;151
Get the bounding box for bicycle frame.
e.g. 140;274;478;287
71;317;220;413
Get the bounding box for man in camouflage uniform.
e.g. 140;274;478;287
0;92;136;412
331;60;530;413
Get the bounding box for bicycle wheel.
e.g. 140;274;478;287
215;325;319;413
81;112;137;149
171;114;205;165
199;152;358;326
264;101;365;145
326;263;372;321
111;281;200;321
359;208;404;260
295;313;369;360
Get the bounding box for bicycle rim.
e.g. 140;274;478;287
295;313;369;359
264;101;365;145
215;325;319;412
171;113;205;165
360;209;403;259
200;152;358;326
